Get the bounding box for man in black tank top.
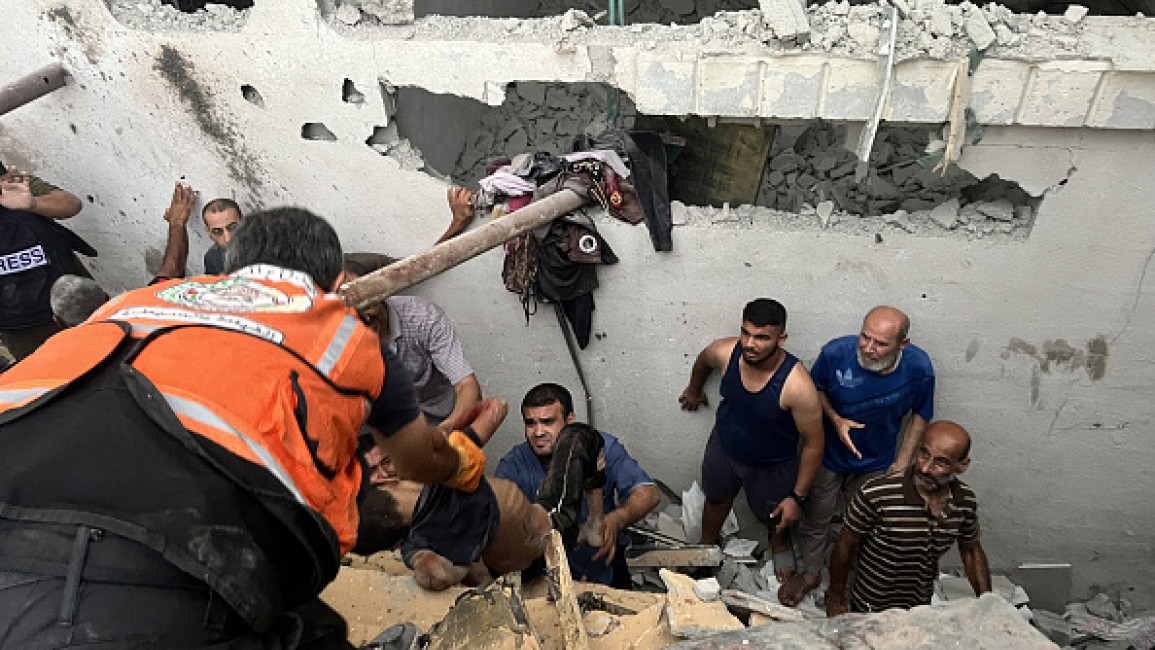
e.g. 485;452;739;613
680;298;825;582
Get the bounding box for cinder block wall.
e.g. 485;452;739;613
3;0;1153;605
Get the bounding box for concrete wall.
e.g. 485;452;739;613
3;0;1153;605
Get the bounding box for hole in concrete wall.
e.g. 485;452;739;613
241;84;264;108
364;124;426;171
342;79;365;104
105;0;251;30
301;122;338;141
378;82;398;119
412;0;759;23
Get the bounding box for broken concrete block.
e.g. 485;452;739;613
357;0;414;25
759;0;810;41
693;578;721;603
583;611;617;637
560;8;595;31
1086;592;1121;621
425;574;541;650
929;197;960;228
334;3;361;25
659;569;745;639
964;11;996;50
720;590;808;622
816;200;835;227
1063;4;1088;23
723;538;758;558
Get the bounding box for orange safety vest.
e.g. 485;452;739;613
0;264;384;554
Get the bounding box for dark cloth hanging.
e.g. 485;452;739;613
535;214;617;349
624;132;674;252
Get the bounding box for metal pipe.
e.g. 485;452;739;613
340;189;587;309
0;63;68;117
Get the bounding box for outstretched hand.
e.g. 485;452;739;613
0;170;34;212
164;182;196;226
447;186;475;228
457;397;507;447
836;417;865;459
678;387;709;411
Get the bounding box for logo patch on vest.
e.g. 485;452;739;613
0;245;48;275
156;277;312;313
111;306;286;344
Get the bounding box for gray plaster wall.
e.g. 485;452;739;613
2;0;1153;606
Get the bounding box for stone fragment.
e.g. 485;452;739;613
693;578;722;602
1086;593;1120;621
929;197;960;228
660;569;745;639
560;8;595;30
720;590;808;622
1063;4;1089;23
517;83;546;106
965;11;996;50
995;23;1018;44
759;0;811;40
975;199;1014;221
885;209;913;231
425;574;541;650
583;611;616;637
816;200;834;227
335;3;361;25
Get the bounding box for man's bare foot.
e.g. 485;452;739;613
778;572;822;607
410;549;469;591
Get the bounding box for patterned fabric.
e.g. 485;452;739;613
384;295;473;422
844;467;980;612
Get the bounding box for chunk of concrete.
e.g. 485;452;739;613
425;574;541;650
759;0;811;41
1063;4;1089;23
335;3;362;25
964;11;996;51
929;197;960;229
659;569;745;639
816;200;835;227
693;578;721;602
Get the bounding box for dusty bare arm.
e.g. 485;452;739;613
0;171;83;219
679;338;732;410
592;484;660;563
891;414;929;472
769;368;825;532
155;182;194;280
438;374;482;434
825;527;863;617
434;186;476;245
959;538;992;596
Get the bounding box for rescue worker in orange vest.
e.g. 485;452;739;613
0;206;505;648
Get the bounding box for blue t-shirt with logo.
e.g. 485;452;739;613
811;335;935;474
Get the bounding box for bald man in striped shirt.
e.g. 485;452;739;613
825;421;991;615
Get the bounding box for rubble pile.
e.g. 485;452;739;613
452;82;637;182
532;0;759;25
328;0;414;26
106;0;250;30
757;121;1036;231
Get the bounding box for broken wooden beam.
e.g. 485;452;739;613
544;529;590;650
340;189;587;309
626;545;723;569
1;63;68;116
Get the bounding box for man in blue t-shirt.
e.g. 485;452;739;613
779;305;935;607
495;383;659;587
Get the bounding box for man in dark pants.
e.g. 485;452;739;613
0;207;503;648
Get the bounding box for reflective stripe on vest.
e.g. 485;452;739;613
161;392;308;507
0;387;51;410
316;313;360;377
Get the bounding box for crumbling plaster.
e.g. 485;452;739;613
2;0;1154;605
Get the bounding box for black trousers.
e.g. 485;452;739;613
0;521;352;649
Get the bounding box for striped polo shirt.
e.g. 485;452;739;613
844;467;979;612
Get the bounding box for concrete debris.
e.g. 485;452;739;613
561;8;596;30
330;0;415;26
693;578;722;602
107;0;250;31
758;0;810;41
1064;4;1089;23
425;574;541;650
627;546;724;569
659;569;745;639
722;538;758;558
1086;592;1122;621
964;9;997;50
928;197;960;228
454;82;636;182
720;590;808;622
665;593;1055;649
583;611;618;637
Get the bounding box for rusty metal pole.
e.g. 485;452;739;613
341;189;587;309
0;63;68;117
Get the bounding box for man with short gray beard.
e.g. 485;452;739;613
779;305;935;607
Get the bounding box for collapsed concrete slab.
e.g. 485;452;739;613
664;592;1056;649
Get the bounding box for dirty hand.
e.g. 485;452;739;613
164;181;196;226
457;397;508;447
836;417;865;459
770;497;802;533
0;170;34;212
825;592;848;618
678;387;708;411
447;185;475;226
592;510;624;565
